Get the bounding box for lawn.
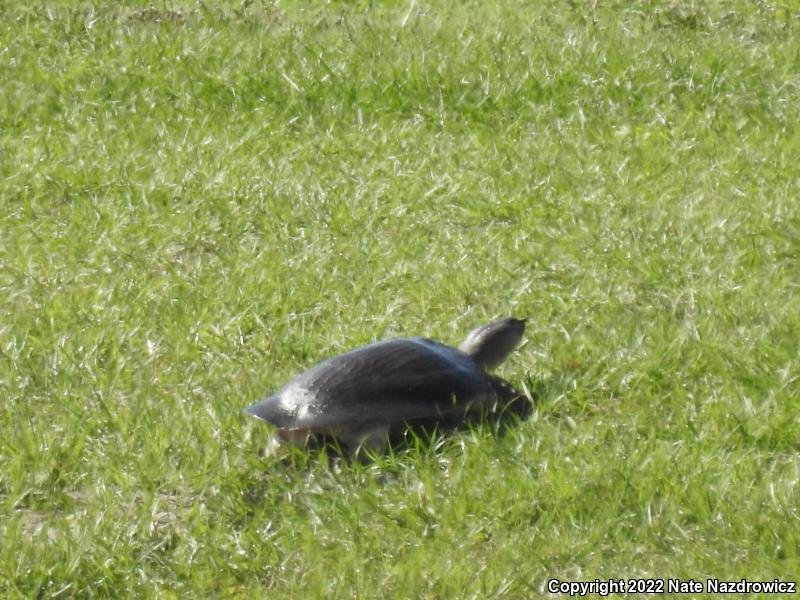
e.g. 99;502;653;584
2;0;799;597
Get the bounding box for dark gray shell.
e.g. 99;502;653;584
245;337;497;434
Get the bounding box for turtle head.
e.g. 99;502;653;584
458;317;526;371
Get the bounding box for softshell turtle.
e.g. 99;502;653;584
245;317;527;454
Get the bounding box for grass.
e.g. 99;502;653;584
2;0;800;596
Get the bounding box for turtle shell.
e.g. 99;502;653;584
245;337;497;435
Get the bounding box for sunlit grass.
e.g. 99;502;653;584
2;1;799;597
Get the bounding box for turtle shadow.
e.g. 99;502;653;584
401;389;536;443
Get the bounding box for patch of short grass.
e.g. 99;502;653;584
2;1;799;597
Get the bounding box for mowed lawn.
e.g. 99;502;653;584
2;1;800;597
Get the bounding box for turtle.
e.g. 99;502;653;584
244;317;528;454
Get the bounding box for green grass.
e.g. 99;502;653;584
2;0;800;597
